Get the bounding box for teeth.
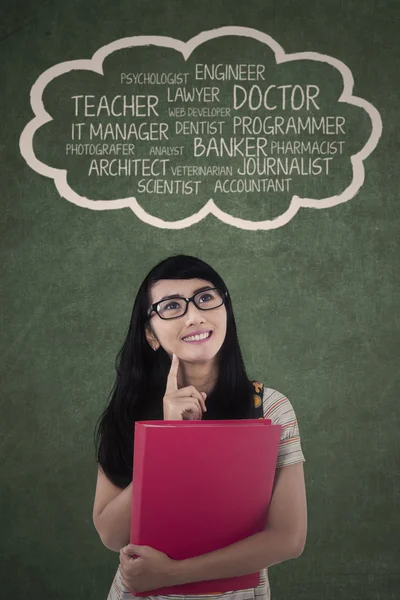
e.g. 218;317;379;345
183;331;211;342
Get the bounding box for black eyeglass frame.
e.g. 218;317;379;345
146;288;228;320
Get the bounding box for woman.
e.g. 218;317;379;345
93;254;307;600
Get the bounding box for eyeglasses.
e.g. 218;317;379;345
147;288;228;320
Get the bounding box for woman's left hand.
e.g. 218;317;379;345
119;544;179;593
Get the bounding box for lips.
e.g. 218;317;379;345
182;330;213;343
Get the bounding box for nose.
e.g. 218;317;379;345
184;300;206;325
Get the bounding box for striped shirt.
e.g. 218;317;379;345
107;387;305;600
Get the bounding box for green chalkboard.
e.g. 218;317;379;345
1;1;399;599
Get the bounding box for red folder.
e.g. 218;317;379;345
130;419;281;596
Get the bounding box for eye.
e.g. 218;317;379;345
164;300;181;310
198;292;214;303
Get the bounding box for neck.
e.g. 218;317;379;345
177;357;219;395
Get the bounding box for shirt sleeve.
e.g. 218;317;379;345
262;387;305;468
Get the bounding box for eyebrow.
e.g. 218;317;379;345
156;286;213;303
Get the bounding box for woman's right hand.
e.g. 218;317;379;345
163;353;207;420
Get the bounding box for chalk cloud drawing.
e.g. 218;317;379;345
19;26;382;230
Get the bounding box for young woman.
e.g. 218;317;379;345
93;254;307;600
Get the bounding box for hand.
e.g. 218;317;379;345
119;543;179;593
163;354;207;420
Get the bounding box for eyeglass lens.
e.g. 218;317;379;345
157;289;224;319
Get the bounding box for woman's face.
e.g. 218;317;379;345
145;278;227;363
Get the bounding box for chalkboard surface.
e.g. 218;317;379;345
1;1;399;600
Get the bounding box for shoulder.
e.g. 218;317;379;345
262;386;297;421
261;385;306;468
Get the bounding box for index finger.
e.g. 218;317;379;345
165;353;179;394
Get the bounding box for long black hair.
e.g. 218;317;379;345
94;255;255;488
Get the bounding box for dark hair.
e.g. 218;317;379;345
94;255;255;488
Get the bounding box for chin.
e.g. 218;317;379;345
180;344;222;363
184;354;215;364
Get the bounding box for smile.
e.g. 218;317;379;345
182;331;213;343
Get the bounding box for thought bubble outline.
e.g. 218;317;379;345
19;26;382;230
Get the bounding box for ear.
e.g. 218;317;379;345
145;325;160;351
